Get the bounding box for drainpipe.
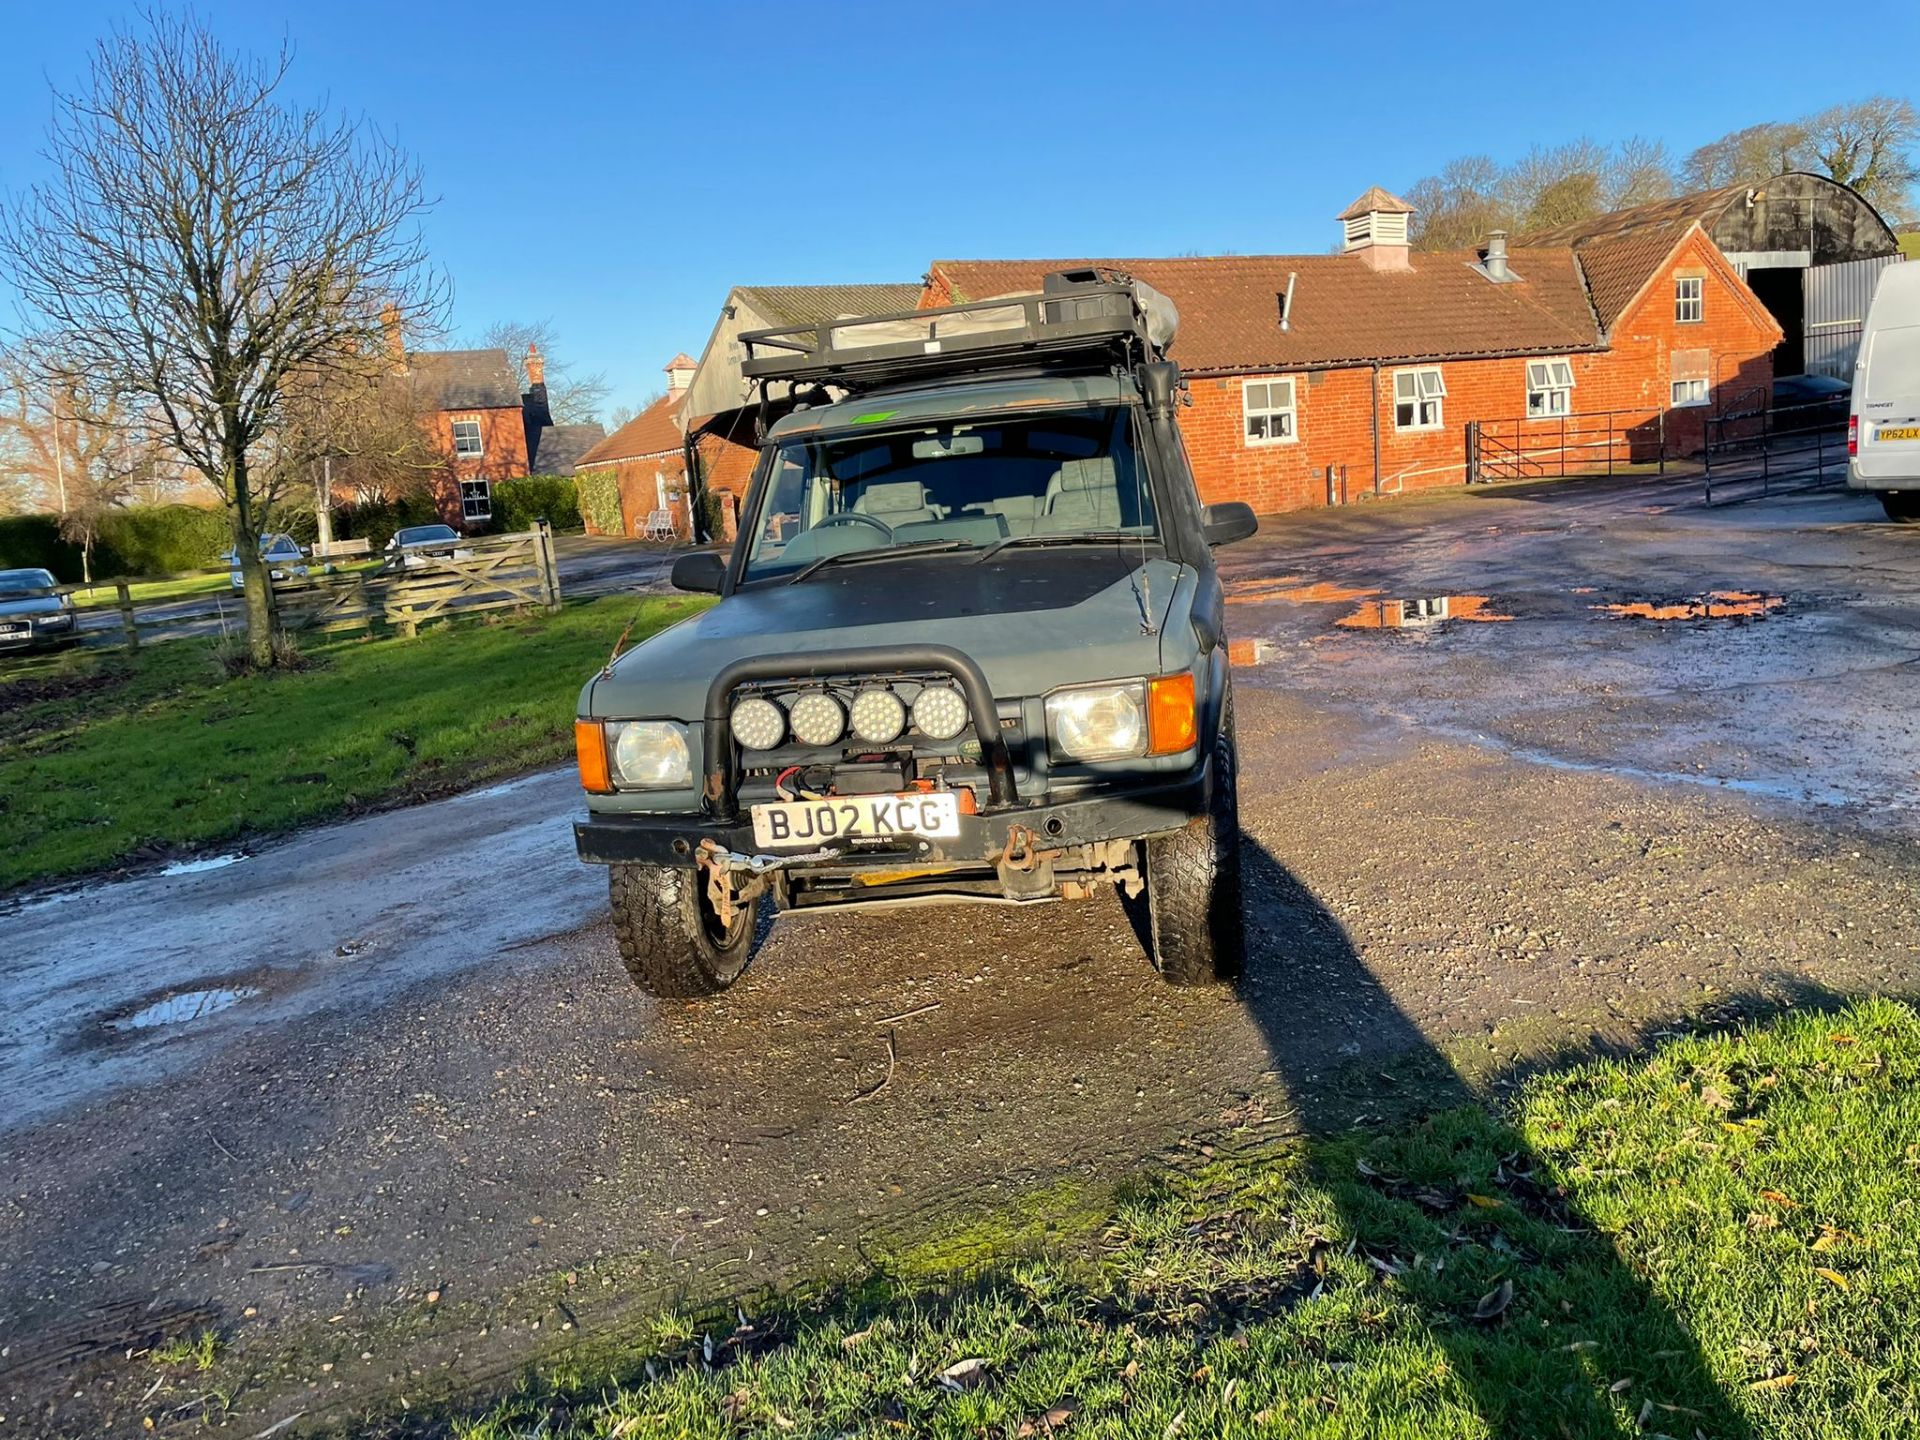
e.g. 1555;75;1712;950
1369;363;1383;496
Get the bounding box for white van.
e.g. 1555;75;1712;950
1850;262;1920;522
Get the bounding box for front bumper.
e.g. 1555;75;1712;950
573;765;1209;870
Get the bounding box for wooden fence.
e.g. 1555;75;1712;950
43;523;561;653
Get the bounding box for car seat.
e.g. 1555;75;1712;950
1040;458;1122;530
853;480;940;528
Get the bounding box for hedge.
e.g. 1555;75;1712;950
490;474;582;534
577;469;622;536
329;494;443;552
0;505;234;582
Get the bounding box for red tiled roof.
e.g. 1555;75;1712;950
929;250;1605;373
664;353;698;370
1574;219;1697;332
575;390;686;468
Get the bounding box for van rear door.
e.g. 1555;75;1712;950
1855;301;1920;486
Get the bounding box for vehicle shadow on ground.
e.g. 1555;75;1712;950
1224;837;1760;1438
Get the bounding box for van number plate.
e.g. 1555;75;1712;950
1876;425;1920;442
751;792;961;850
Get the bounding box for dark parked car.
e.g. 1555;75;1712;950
0;568;79;653
571;271;1258;998
385;524;471;568
1773;373;1851;428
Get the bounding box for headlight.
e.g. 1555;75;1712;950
731;696;785;751
610;720;692;788
850;687;906;744
1046;681;1146;761
788;692;845;747
910;684;969;741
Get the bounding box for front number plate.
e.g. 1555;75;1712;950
1875;425;1920;443
751;791;961;850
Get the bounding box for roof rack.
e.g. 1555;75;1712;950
739;270;1177;393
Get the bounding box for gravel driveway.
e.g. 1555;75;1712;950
3;475;1915;1435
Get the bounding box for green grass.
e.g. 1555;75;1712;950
66;559;384;610
0;594;707;891
150;1328;222;1373
444;999;1920;1439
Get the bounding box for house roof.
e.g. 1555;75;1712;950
528;422;608;476
1573;219;1699;332
665;353;699;370
928;250;1605;372
734;283;923;328
575;390;686;468
407;348;522;410
1521;181;1759;249
1338;186;1416;219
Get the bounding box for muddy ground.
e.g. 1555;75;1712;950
2;474;1916;1435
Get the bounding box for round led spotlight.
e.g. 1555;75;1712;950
849;687;907;744
730;695;785;751
910;684;969;742
788;691;846;747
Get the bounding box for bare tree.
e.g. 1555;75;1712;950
1502;139;1611;232
1605;136;1677;208
270;362;442;542
1801;96;1919;218
480;318;612;427
1407;155;1507;251
0;340;157;542
0;11;444;665
1683;120;1808;191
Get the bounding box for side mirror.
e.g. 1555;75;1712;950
671;551;727;594
1202;501;1258;547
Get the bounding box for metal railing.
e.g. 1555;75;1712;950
1701;400;1848;505
1467;407;1670;485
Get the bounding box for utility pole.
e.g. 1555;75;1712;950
316;453;334;550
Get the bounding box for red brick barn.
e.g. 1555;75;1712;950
573;356;704;540
922;188;1783;515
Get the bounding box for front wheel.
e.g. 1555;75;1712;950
1879;492;1920;524
608;863;760;998
1143;705;1245;986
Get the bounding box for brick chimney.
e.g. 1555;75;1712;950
380;303;406;370
526;343;546;387
1338;186;1415;273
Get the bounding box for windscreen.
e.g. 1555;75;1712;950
1864;325;1920;405
0;570;57;597
741;407;1154;582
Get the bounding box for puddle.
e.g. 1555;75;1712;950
1227;638;1277;666
1594;591;1786;622
105;986;260;1032
1226;577;1377;606
159;852;247;877
1336;595;1515;629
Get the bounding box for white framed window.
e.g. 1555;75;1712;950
1525;359;1575;417
1393;367;1445;430
1242;377;1298;445
451;418;484;458
1675;276;1703;324
461;477;492;521
1670;378;1709;408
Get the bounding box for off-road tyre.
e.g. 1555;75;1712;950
608;863;759;999
1144;689;1246;986
1879;492;1920;524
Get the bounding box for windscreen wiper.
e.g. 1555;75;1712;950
973;531;1151;563
787;539;976;585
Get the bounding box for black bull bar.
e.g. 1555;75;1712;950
701;644;1017;820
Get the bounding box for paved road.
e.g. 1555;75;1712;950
3;476;1917;1434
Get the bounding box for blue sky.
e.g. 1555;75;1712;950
2;0;1917;410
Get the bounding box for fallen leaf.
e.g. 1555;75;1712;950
1758;1189;1798;1210
1698;1085;1733;1110
1474;1278;1515;1320
1163;1411;1186;1439
1748;1374;1796;1392
1829;1033;1856;1046
841;1327;872;1351
1609;1376;1634;1394
1465;1193;1504;1209
1815;1267;1851;1291
940;1357;990;1393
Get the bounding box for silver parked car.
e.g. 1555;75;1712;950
385;523;472;569
0;568;79;653
226;533;309;589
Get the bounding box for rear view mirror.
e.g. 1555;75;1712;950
1202;502;1257;547
671;551;726;594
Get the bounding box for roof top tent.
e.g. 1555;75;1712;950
1533;172;1903;381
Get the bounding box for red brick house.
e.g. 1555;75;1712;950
573;356;705;540
921;187;1784;514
